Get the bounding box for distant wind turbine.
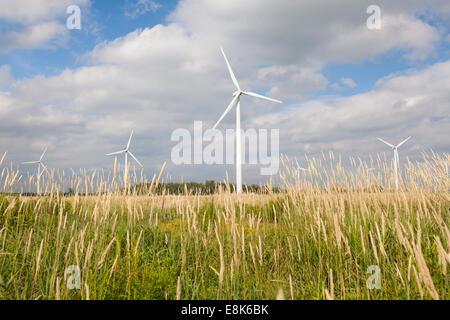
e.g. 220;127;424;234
295;157;309;176
22;147;49;194
106;130;143;188
377;136;411;190
212;47;282;194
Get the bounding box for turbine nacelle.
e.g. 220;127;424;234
377;136;411;150
106;130;143;168
377;136;411;190
213;47;283;131
22;147;49;179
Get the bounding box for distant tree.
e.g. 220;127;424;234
131;180;280;195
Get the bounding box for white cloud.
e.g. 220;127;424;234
0;0;88;23
0;65;12;87
0;22;67;52
0;0;89;52
251;61;450;156
124;0;161;19
256;65;328;100
330;83;342;91
340;78;357;88
169;0;445;66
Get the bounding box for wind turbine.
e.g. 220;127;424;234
106;130;143;188
377;136;411;190
212;47;282;194
295;157;309;176
22;147;49;194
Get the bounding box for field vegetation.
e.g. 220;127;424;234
0;151;448;300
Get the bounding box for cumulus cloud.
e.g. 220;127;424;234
123;0;161;19
169;0;446;66
256;66;328;100
0;65;12;87
0;21;68;52
340;78;357;88
0;0;89;52
0;0;88;23
251;61;450;158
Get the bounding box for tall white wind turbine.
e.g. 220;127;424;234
22;147;49;194
377;136;411;190
213;47;282;194
106;130;143;188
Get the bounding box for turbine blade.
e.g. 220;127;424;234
22;161;39;164
212;95;239;130
377;138;395;148
40;147;47;161
242;91;282;104
220;46;240;91
128;151;143;168
127;130;134;150
106;150;126;156
396;136;411;148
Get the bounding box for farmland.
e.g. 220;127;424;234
0;152;449;300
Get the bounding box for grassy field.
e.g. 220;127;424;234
0;152;449;300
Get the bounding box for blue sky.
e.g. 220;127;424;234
0;0;449;184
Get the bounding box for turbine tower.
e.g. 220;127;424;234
22;147;49;194
213;47;282;194
377;136;411;190
106;130;143;188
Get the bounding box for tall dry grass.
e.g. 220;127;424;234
0;151;448;299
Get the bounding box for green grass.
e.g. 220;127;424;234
0;151;448;300
0;190;448;300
